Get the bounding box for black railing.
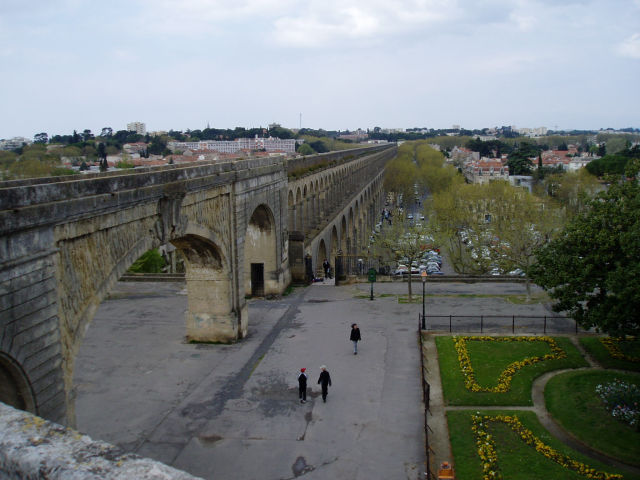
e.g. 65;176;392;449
339;255;390;276
418;324;433;479
418;314;579;334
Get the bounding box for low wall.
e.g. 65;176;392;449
0;402;202;480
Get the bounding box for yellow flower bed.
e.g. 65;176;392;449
453;336;567;393
600;337;640;363
471;413;622;480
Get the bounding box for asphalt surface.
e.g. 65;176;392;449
75;279;436;480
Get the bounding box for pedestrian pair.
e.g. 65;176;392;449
298;366;332;403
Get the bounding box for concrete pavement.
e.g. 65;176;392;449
75;280;427;480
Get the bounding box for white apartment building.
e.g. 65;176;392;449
514;126;548;137
167;137;297;154
0;136;32;150
127;122;146;135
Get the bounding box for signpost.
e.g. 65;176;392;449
367;268;377;300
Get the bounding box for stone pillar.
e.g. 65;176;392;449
288;231;307;283
335;250;344;285
305;254;313;284
185;269;239;343
291;205;297;231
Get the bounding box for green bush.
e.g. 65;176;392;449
116;161;136;169
51;167;79;176
128;249;166;273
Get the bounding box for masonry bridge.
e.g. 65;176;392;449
0;144;395;427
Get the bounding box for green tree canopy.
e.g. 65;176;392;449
371;218;429;301
297;143;314;155
128;249;166;273
427;180;564;287
528;176;640;337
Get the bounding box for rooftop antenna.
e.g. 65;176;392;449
299;113;302;130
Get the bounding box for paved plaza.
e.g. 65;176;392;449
74;279;557;480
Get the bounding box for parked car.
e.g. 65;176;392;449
393;265;408;276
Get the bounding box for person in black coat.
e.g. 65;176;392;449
322;259;331;279
317;365;332;402
350;323;361;355
298;368;308;403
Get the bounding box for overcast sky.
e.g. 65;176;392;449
1;0;639;139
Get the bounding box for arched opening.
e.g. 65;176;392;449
317;239;328;278
287;190;295;231
330;226;339;269
295;187;303;232
340;216;348;253
244;205;277;297
0;352;37;414
348;208;355;255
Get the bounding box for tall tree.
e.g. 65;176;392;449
528;173;640;337
372;218;429;301
97;142;107;162
34;132;48;143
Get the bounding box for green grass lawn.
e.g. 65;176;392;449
580;337;640;371
436;336;588;405
545;370;640;466
447;410;640;480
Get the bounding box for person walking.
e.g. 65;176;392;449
317;365;332;403
298;368;308;403
350;323;361;355
322;259;331;279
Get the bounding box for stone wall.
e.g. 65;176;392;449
0;401;203;479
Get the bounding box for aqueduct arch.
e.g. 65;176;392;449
244;204;278;297
0;352;37;415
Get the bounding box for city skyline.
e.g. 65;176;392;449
1;0;639;139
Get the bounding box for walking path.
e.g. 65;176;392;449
422;332;640;477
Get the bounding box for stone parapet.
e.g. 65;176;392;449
0;402;203;480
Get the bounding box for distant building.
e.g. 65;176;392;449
514;126;548;137
167;137;297;154
123;142;148;155
338;129;368;141
0;136;32;150
464;156;509;184
127;122;146;135
449;146;479;166
509;175;534;192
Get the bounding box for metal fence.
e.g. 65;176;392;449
418;314;578;334
418;324;433;479
338;255;390;276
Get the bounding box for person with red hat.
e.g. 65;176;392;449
298;368;308;403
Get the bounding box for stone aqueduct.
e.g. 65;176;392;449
0;144;396;427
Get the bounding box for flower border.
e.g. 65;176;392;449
471;413;623;480
453;336;567;393
600;337;640;363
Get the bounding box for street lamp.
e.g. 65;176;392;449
421;270;427;330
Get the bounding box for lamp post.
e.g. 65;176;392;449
421;270;427;330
